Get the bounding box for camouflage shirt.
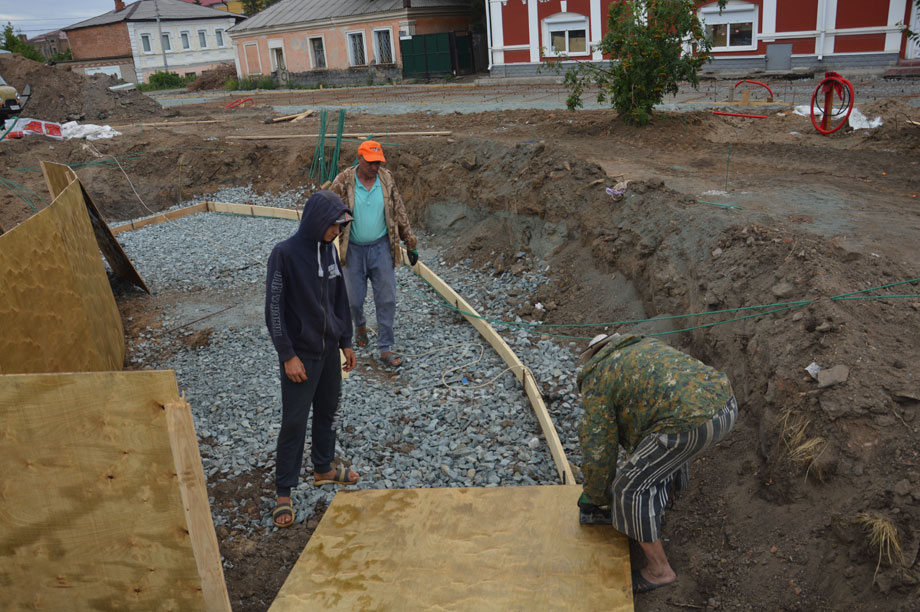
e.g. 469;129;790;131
577;334;733;504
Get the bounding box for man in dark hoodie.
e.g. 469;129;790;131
265;190;359;528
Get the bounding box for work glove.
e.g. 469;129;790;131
407;249;419;266
578;492;612;525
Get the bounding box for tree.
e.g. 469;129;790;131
1;23;45;62
241;0;282;15
547;0;725;126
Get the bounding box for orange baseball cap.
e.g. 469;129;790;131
357;140;386;163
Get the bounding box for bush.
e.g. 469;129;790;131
547;0;725;126
138;70;196;91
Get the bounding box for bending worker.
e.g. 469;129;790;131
330;140;418;369
576;333;738;594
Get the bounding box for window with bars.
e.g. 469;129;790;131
348;32;366;66
310;37;326;69
374;29;393;64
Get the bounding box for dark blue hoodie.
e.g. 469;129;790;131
265;190;353;362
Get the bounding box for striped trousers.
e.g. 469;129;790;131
611;396;738;542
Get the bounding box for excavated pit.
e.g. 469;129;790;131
3;119;918;611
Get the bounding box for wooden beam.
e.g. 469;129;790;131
228;131;452;140
402;250;575;485
110;202;210;234
289;109;314;123
0;180;124;374
0;370;229;611
165;396;232;612
111;119;229;129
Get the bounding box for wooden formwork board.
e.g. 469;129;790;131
0;180;125;374
405;252;575;485
229;131;452;140
41;161;149;293
269;486;633;611
0;370;230;611
110;202;302;234
110;202;210;234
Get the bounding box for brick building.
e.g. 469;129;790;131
27;31;71;60
484;0;920;77
64;0;243;83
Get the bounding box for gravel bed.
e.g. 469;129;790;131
115;188;584;538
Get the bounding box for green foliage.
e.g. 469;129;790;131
229;75;277;90
242;0;282;15
225;76;239;90
547;0;724;126
49;48;72;62
1;23;45;62
901;4;919;46
138;71;196;91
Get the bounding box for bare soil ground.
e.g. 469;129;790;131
2;54;919;611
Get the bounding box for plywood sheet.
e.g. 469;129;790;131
41;161;149;292
0;180;125;374
0;370;229;611
270;486;633;612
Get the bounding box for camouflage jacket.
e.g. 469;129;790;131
329;166;417;267
577;334;733;504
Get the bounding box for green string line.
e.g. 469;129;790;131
697;200;743;210
833;294;920;301
829;277;920;300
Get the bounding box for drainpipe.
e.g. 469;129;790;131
485;0;493;70
817;0;828;61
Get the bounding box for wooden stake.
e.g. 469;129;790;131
290;109;314;123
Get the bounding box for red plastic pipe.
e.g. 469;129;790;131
224;97;254;110
712;111;768;119
734;79;774;98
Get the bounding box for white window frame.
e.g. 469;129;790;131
346;30;367;67
198;30;208;48
180;31;191;50
140;33;152;53
372;27;395;64
268;39;285;72
161;33;172;52
699;1;757;52
216;29;225;47
541;12;591;58
309;35;327;70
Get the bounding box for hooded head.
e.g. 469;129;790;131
296;190;352;243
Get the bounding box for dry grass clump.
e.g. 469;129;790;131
856;512;904;582
781;409;828;481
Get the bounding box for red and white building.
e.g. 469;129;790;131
485;0;920;76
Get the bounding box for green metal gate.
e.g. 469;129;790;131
400;33;452;78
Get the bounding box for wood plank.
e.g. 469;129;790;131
111;119;228;129
204;201;300;220
0;370;225;610
229;131;452;140
289;109;314;123
0;180;124;374
41;161;149;293
110;202;209;234
403;250;575;485
165;397;232;612
269;486;632;611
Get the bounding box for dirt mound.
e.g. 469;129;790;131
0;53;166;123
188;63;235;91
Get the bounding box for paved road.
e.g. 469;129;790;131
150;75;920;115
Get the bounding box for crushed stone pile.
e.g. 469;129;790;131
187;63;235;91
0;53;167;123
